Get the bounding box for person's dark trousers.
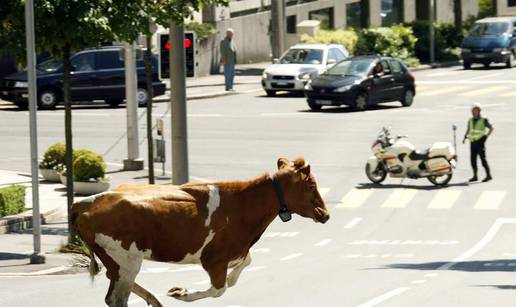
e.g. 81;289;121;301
470;136;491;177
224;63;235;91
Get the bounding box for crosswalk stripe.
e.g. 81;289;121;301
319;188;330;198
473;191;506;210
381;189;417;208
427;190;462;209
459;86;507;97
498;91;516;97
336;188;373;208
418;85;469;97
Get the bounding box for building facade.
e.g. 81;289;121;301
497;0;516;15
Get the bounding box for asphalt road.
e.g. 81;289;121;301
1;63;516;307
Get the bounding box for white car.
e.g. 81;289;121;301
261;44;349;96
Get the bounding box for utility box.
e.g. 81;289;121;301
296;20;320;37
153;139;166;163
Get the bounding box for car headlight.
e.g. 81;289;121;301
14;81;28;88
304;80;313;91
262;72;269;79
493;48;509;54
334;85;353;93
298;73;311;81
462;48;471;53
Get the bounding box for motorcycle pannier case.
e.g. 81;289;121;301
429;142;455;158
425;157;451;174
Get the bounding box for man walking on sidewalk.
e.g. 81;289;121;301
463;103;494;182
220;28;237;91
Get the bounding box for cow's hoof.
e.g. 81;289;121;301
167;287;188;299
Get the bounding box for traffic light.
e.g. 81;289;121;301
159;32;196;79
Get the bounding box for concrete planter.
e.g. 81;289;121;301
73;181;110;196
40;168;60;182
59;173;67;186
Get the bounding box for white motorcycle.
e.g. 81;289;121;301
365;127;457;186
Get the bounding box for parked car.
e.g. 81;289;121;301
261;44;348;96
304;55;415;111
0;46;166;110
461;17;516;69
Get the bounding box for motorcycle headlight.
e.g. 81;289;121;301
304;80;313;91
298;72;311;81
262;72;269;79
14;81;28;88
333;85;352;93
461;48;471;53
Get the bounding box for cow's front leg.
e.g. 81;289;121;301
168;263;227;302
227;253;251;287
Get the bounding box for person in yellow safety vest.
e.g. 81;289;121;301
462;103;494;182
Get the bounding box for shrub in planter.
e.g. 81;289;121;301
301;29;358;54
39;143;66;182
72;152;109;195
0;185;26;217
410;21;465;62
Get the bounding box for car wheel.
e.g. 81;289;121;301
506;51;514;68
353;92;368;111
137;88;149;107
307;99;322;111
106;99;123;107
37;89;58;110
266;90;276;97
463;61;472;70
401;88;414;107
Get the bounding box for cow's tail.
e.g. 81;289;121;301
70;199;100;280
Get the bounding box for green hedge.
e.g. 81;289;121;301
73;152;106;182
0;185;26;217
409;21;465;62
301;29;358;55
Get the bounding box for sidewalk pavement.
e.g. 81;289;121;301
0;166;204;275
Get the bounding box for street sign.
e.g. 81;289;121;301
159;32;196;78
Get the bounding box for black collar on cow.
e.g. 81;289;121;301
271;174;292;222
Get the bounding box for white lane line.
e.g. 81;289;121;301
355;287;410;307
473;191;506;210
418;85;469;97
425;273;438;277
250;247;271;253
145;267;169;273
439;218;516;270
336;189;373;208
427;190;462;209
244;266;266;272
188;114;222;117
417;80;516;84
411;280;426;284
499;91;516;97
280;253;303;261
314;239;332;247
344;217;362;229
467;72;506;80
381;189;417;208
459;85;508;97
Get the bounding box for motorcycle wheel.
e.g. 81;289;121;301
428;173;453;186
365;162;387;184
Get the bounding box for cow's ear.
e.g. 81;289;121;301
298;164;311;181
293;157;306;169
277;158;290;170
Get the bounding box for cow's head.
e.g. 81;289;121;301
276;157;330;224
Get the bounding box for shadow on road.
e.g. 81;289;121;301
355;182;469;190
381;259;516;273
0;252;29;261
298;105;400;114
475;285;516;291
12;222;68;236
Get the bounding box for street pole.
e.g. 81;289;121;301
271;0;286;59
169;21;189;184
25;0;45;264
123;42;144;171
429;0;435;64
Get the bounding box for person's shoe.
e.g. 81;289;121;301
468;176;478;182
482;175;492;182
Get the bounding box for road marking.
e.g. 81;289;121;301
439;218;516;270
344;217;362;229
417;80;516;84
411;280;426;284
0;265;69;276
336;189;373;208
280;253;303;261
343;254;413;259
250;247;270;253
188;114;221;118
145;267;169;273
318;188;330;198
473;191;506;210
426;71;461;77
418;85;469;97
381;189;417;208
355;287;410;307
348;240;458;245
425;273;438;277
503;252;516;257
314;239;332;247
459;85;508;97
244;266;266;272
499;91;516;97
427;190;461;209
467;71;506;80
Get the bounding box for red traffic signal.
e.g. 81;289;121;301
164;39;192;50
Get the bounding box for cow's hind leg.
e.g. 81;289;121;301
227;253;251;287
133;282;163;307
168;263;227;302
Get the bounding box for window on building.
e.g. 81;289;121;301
509;0;516;6
309;7;334;29
381;0;404;26
346;2;362;28
287;15;297;33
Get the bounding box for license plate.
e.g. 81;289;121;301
474;54;485;58
316;99;333;105
276;82;288;86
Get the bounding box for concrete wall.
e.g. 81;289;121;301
497;0;516;16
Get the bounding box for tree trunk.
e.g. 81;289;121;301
453;0;462;34
62;44;76;243
145;33;155;184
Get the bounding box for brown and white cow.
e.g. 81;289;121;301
71;157;329;307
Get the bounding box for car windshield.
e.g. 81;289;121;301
469;22;509;36
326;58;374;77
36;58;61;73
279;48;324;65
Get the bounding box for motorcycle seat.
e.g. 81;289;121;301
409;149;429;161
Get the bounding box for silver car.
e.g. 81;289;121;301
261;44;349;96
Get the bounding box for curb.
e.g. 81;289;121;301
410;61;462;72
153;89;241;103
0;205;63;235
0;265;72;277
